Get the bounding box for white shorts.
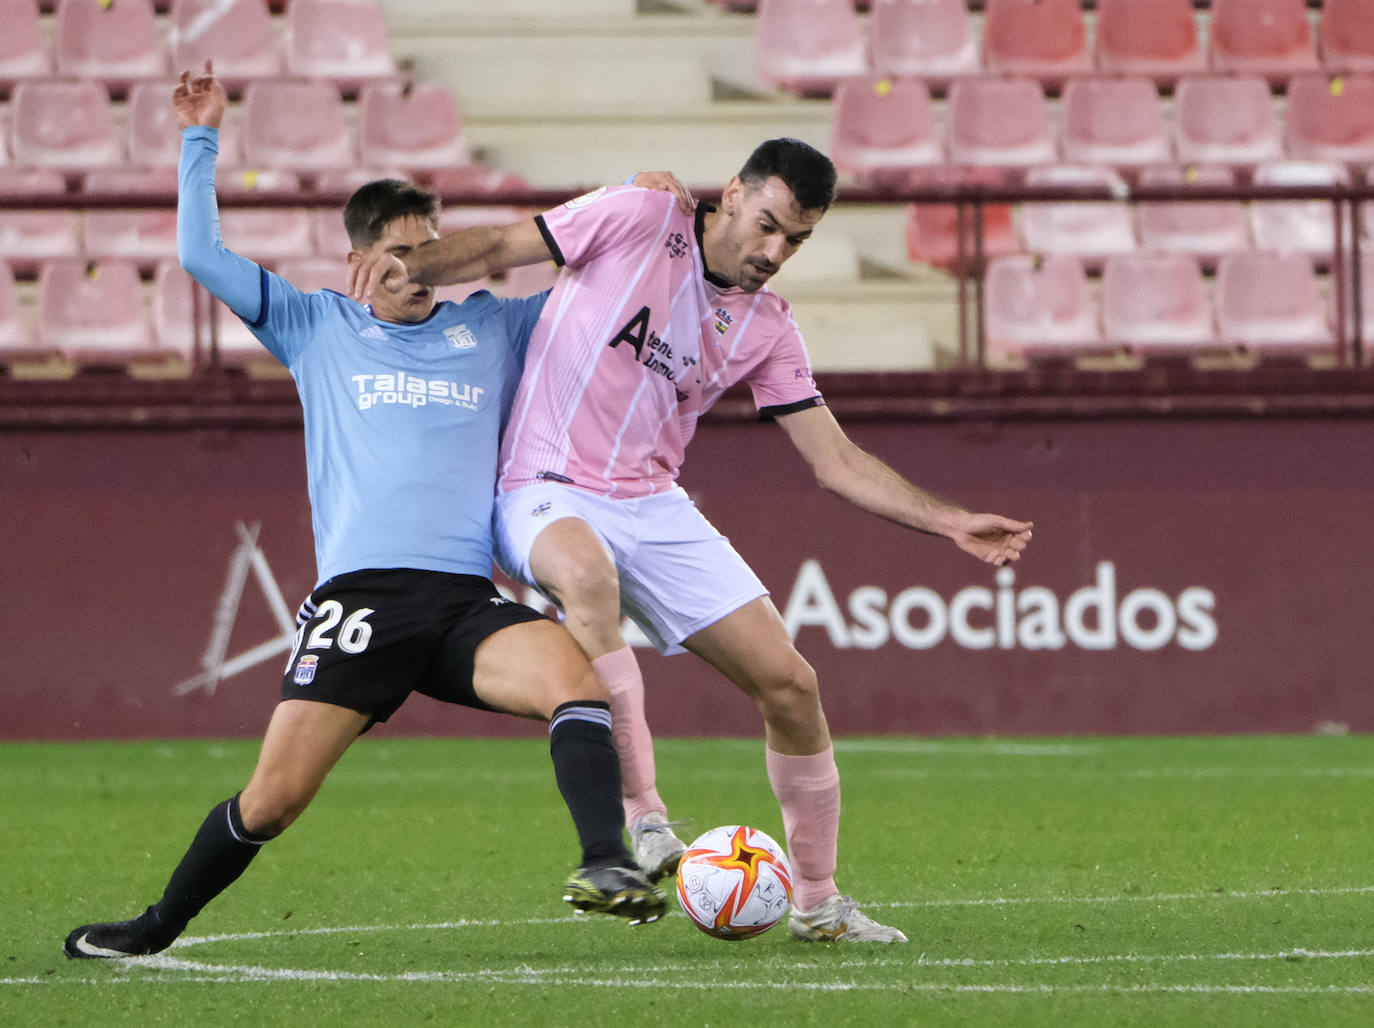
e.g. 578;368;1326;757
494;483;767;656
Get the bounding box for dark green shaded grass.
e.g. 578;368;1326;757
3;735;1372;1026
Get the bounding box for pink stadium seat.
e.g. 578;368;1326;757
1174;76;1283;168
357;82;471;174
0;259;39;360
868;0;979;84
982;0;1090;85
0;0;51;91
277;257;344;295
1136;165;1251;264
984;254;1100;361
0;168;82;275
830;76;941;184
1101;252;1216;350
37;257;157;367
82;167;180;267
10;79;122;171
1061;78;1170;171
126;80;186;170
1320;0;1374;74
1215;251;1332;352
1284;73;1374;166
217;166;314;266
153;260;262;366
426;164;531;196
947;78;1056;169
1018;165;1136;264
285;0;397;95
52;0;166;95
241;80;353;171
753;0;866;96
904;167;1019;272
170;0;282;94
1209;0;1318;80
1249;160;1350;258
1094;0;1204;83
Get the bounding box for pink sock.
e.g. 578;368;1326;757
766;746;840;912
592;645;665;827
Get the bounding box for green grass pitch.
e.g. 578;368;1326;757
3;734;1372;1026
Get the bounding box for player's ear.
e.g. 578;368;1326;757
721;176;744;216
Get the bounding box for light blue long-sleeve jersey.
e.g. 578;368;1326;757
177;126;546;585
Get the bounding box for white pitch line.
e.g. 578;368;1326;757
833;740;1098;756
880;884;1374;910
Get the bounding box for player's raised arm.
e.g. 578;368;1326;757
775;404;1033;567
347;218;553;302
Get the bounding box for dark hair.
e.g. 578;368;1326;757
342;179;440;249
737;138;837;212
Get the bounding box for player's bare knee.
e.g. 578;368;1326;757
754;659;821;721
238;782;307;838
543;556;620;619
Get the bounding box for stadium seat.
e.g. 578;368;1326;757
982;0;1090;85
357;82;471;174
868;0;979;84
1018;165;1136;264
152;259;262;366
37;257;158;367
753;0;866;96
0;168;82;275
1136;165;1251;264
1174;76;1283;168
0;259;40;361
82;168;180;267
947;77;1056;170
277;257;344;295
240;80;354;171
52;0;166;95
830;76;941;184
217;166;314;266
170;0;283;95
984;255;1101;362
1249;160;1350;258
284;0;398;95
1094;0;1205;83
0;0;51;92
1061;78;1171;171
426;164;531;197
10;79;122;171
1209;0;1319;80
1101;252;1216;351
1215;251;1333;352
1283;73;1374;166
126;80;187;170
904;167;1019;272
1320;0;1374;74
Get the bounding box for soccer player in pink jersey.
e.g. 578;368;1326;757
351;139;1033;943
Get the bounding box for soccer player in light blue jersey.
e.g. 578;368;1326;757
63;63;681;960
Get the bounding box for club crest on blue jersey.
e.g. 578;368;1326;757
293;654;319;686
445;324;477;349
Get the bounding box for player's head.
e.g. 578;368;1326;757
343;180;442;323
712;138;836;292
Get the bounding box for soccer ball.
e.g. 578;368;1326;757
675;825;793;940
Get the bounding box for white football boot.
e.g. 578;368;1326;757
788;894;908;943
629;812;688;882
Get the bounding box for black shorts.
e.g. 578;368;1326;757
281;568;548;726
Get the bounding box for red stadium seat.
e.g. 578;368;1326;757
868;0;979;84
10;79;122;171
1136;164;1251;264
1320;0;1374;74
240;80;354;171
1094;0;1204;83
830;76;941;184
1101;252;1216;351
1284;73;1374;166
277;257;344;295
947;77;1056;169
284;0;397;94
82;167;180;267
37;257;158;367
903;167;1019;272
152;259;263;366
52;0;166;95
982;0;1090;85
1209;0;1319;80
1018;165;1136;265
0;168;82;275
217;166;314;267
984;254;1101;362
0;0;51;91
1249;160;1350;258
1061;78;1170;171
170;0;282;95
1215;251;1332;352
126;79;186;170
357;82;471;174
0;259;39;361
753;0;866;96
1174;76;1282;168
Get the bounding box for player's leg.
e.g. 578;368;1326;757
65;699;368;959
683;600;907;944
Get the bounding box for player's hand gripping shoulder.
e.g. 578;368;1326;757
629;172;696;215
172;60;226;131
950;512;1034;568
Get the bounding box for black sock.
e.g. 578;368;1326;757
548;701;633;869
149;793;272;934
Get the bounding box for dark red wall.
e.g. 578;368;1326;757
3;415;1370;739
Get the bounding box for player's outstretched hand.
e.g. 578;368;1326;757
347;250;410;303
631;172;697;215
172;60;226;131
953;514;1033;568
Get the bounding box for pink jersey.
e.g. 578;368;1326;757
498;186;823;498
